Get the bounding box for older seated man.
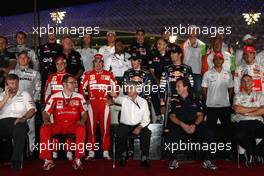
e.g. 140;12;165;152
110;81;151;168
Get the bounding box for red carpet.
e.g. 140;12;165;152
1;160;263;176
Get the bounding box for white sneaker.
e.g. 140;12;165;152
103;151;111;160
73;159;83;170
66;151;73;161
42;160;55;171
85;151;95;160
52;152;58;159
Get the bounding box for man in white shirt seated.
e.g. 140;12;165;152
110;81;151;168
0;74;36;170
233;74;264;167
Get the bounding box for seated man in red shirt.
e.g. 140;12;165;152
40;74;88;171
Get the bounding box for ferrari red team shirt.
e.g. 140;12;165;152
45;91;88;123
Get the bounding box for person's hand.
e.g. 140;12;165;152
189;124;196;134
160;106;166;115
77;121;85;126
14;117;27;125
43;119;51;126
4;86;10;99
132;126;142;135
181;123;193;134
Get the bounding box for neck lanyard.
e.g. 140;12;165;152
129;97;140;109
62;92;73;107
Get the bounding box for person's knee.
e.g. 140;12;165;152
140;127;151;137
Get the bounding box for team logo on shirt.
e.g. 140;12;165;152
101;75;110;81
57;100;63;106
70;100;79;106
90;75;95;80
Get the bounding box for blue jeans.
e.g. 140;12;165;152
193;74;202;98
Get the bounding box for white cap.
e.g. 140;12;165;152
106;31;116;36
243;34;256;42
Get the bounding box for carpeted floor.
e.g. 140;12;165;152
1;160;263;176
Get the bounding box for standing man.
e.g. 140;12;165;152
44;54;68;103
99;31;116;60
234;46;264;93
110;81;151;168
181;27;206;98
202;52;234;158
79;54;117;160
235;34;256;67
0;36;16;73
76;34;97;72
130;28;151;69
123;56;161;122
160;44;194;115
233;74;264;167
8;31;39;71
202;38;236;75
9;51;41;153
62;36;84;80
40;74;88;170
38;30;62;103
166;78;217;170
104;39;131;84
0;74;36;170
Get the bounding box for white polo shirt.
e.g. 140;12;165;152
0;91;36;120
202;68;234;107
76;47;97;71
104;52;131;77
113;95;150;127
99;45;115;60
234;91;264;122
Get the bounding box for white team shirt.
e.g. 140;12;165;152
0;91;36;119
99;45;115;60
76;47;97;71
256;50;264;67
104;52;131;77
202;68;234;107
234;91;264;122
113;95;150;127
183;39;205;74
234;63;264;93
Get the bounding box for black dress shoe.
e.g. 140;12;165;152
141;160;150;169
10;161;22;170
119;157;126;167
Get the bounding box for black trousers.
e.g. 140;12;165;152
165;124;214;160
0;118;29;162
235;120;264;156
116;123;151;159
206;107;232;141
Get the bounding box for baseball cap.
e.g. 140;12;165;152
243;34;256;42
243;46;255;54
106;31;116;36
93;53;104;61
170;44;182;54
213;52;224;61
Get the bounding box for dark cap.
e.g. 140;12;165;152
170;44;182;54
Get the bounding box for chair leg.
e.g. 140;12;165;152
113;134;116;168
237;145;240;168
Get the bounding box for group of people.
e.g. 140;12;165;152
0;27;264;171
